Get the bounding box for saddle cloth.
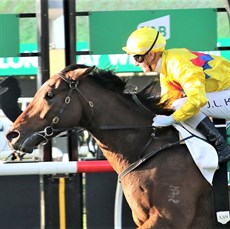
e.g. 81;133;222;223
173;123;219;185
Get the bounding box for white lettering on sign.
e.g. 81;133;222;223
108;54;129;65
77;53;134;69
0;59;8;68
0;52;38;70
91;55;100;66
78;55;94;65
137;15;170;40
216;211;230;224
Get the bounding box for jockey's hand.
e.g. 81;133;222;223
152;115;175;127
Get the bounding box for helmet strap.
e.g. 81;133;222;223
145;52;155;72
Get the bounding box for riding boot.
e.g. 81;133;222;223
196;117;230;163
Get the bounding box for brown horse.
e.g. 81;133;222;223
6;64;214;228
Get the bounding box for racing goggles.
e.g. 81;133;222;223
133;31;159;63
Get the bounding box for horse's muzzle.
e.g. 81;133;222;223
6;130;20;147
6;129;26;152
6;130;42;153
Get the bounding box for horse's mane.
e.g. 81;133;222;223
61;64;173;115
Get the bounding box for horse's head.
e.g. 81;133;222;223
6;63;170;155
6;64;95;153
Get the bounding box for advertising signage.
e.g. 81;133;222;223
0;9;227;75
0;14;19;57
0;40;229;76
0;44;38;76
89;8;217;54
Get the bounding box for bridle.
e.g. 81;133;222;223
34;71;95;145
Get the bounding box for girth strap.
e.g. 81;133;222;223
118;135;193;182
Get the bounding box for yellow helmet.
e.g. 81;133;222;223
122;27;166;55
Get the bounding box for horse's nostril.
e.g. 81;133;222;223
6;130;20;141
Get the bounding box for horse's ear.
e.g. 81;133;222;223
83;66;95;76
70;66;95;80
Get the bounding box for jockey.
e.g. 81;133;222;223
122;26;230;163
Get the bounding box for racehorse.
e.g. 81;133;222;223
6;64;214;228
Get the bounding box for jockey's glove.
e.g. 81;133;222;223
152;115;175;127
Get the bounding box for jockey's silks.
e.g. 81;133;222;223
159;48;230;122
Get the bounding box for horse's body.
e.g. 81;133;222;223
7;64;214;228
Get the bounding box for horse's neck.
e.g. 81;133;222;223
80;85;157;173
93;132;150;174
91;126;178;174
94;138;126;173
90;128;152;174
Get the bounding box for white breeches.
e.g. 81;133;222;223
172;87;230;128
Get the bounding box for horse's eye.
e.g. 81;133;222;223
45;91;55;100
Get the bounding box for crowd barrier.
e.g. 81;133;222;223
0;160;114;176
